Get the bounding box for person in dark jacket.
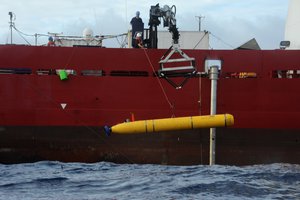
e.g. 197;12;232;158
130;11;143;25
130;11;144;48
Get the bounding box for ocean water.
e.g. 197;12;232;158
0;162;300;200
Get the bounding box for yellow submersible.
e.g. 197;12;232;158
104;114;234;135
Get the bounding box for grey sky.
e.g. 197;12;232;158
0;0;289;49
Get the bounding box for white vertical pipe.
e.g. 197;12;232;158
209;65;219;165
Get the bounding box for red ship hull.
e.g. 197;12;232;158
0;45;300;165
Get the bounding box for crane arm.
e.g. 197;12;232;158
148;4;196;89
149;4;179;44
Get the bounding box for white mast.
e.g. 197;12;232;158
285;0;300;49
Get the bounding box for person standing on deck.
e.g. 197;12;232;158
130;11;144;48
130;11;143;27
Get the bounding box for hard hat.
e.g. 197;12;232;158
48;36;53;41
136;32;142;38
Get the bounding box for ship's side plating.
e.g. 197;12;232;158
0;45;300;165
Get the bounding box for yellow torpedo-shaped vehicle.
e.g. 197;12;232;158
104;114;234;135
